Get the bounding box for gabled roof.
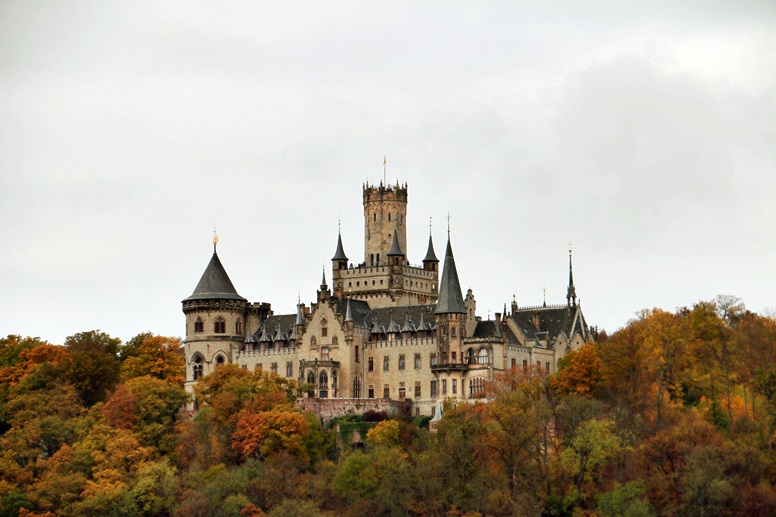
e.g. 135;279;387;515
185;252;246;302
473;320;502;339
510;305;586;343
436;239;465;314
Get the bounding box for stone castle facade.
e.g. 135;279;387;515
182;182;591;416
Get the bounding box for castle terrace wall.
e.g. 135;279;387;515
295;397;411;426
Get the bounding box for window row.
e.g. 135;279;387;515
193;317;242;334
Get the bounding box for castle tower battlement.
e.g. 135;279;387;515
363;182;408;267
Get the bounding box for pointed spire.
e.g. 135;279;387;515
436;237;466;314
296;302;304;326
543;286;547;308
566;244;576;307
344;297;353;322
185;249;246;302
321;266;328;291
332;225;348;262
423;219;439;263
387;229;404;256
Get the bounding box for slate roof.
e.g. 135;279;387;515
510;305;586;343
251;314;297;340
185;252;246;302
423;235;439;263
332;232;348;261
472;320;502;339
387;231;405;256
436;239;466;314
365;304;437;332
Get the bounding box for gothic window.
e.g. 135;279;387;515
321;347;329;361
353;377;361;398
194;318;204;333
331;370;338;397
215;354;225;367
469;377;486;398
236;320;242;334
332;336;338;346
478;348;490;364
192;355;204;380
319;371;328;398
466;348;475;365
311;336;317;347
214;317;226;334
306;370;315;397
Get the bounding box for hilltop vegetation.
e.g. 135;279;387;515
1;296;776;516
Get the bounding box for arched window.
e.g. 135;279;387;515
466;348;475;365
331;336;338;347
306;370;315;397
214;317;226;334
194;318;204;333
331;370;338;397
192;355;204;380
236;320;242;334
215;354;225;367
478;348;490;364
319;370;328;398
469;377;486;398
310;336;317;347
321;317;328;337
353;377;361;399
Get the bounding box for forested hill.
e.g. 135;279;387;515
1;296;775;516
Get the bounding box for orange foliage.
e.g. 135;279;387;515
551;343;601;397
232;407;311;462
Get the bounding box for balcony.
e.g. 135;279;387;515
430;362;470;373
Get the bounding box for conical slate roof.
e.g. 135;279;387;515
436;238;466;314
185;252;246;302
387;232;404;257
332;232;348;261
423;235;439;262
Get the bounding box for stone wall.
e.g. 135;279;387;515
295;398;411;426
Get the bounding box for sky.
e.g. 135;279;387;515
1;1;775;345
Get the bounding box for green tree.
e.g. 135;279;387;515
62;330;122;406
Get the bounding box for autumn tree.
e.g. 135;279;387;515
120;335;184;386
61;330;122;406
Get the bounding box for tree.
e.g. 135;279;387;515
62;331;122;406
120;335;184;386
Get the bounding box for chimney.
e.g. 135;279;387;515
495;312;501;323
532;312;541;331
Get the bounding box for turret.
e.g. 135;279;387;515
332;227;348;271
422;231;439;272
436;236;466;361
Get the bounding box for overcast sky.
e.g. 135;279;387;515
2;1;775;345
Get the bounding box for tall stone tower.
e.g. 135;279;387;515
363;182;408;267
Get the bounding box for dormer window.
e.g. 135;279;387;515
194;318;204;333
214;317;226;334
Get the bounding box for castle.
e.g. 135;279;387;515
182;182;591;416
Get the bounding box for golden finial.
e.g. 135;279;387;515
213;228;219;252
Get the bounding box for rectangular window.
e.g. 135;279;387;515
241;365;247;370
271;362;278;375
368;385;375;399
431;380;438;397
399;386;406;400
355;346;359;362
430;353;437;366
451;352;457;363
451;327;456;337
321;327;328;337
511;358;516;368
415;381;421;398
452;379;457;395
546;362;551;373
286;362;293;377
523;360;528;370
537;360;541;368
383;356;389;371
399;354;405;370
414;353;421;369
442;379;447;395
256;363;263;370
383;384;390;399
368;357;374;372
321;347;329;361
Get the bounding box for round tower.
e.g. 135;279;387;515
363;182;408;267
